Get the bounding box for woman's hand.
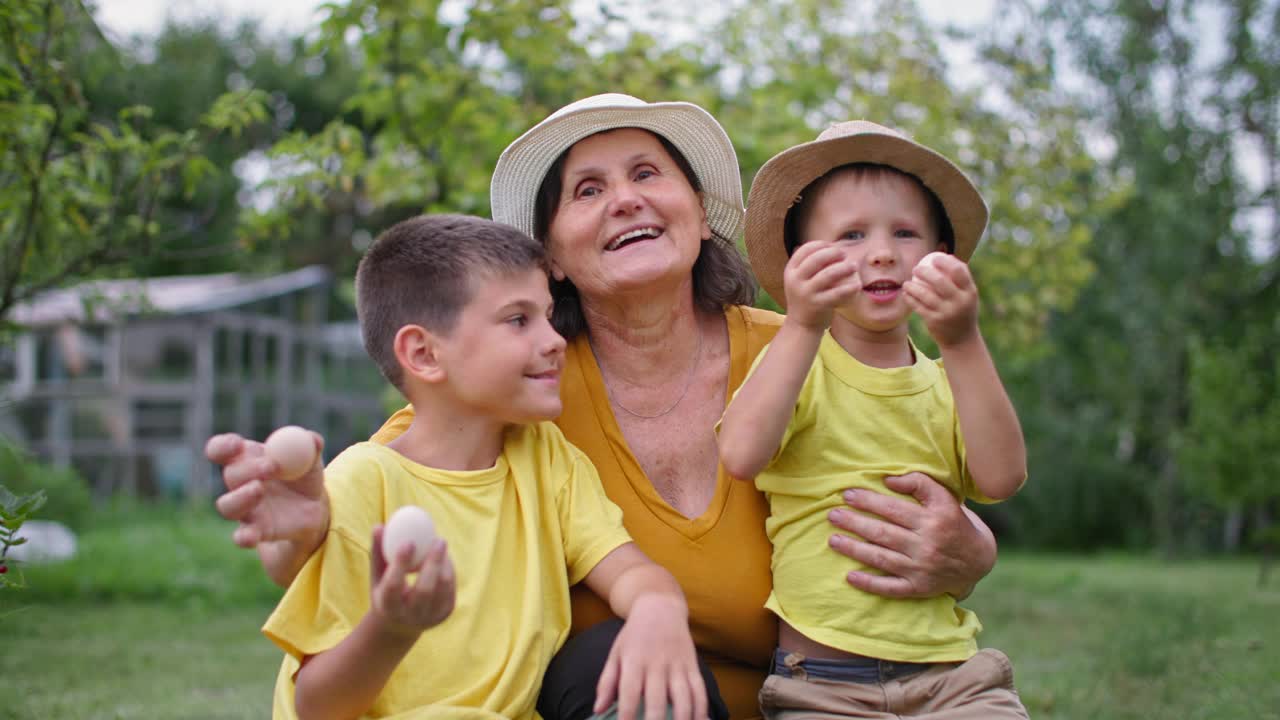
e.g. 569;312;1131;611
826;472;996;599
205;431;330;587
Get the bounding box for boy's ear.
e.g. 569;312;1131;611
393;324;448;384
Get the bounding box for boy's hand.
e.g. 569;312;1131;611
594;595;706;720
369;525;456;638
782;240;861;330
208;431;328;548
904;252;980;347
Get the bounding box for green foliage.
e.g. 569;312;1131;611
0;0;268;322
0;482;47;589
0;440;91;532
1180;329;1280;549
236;0;1097;365
983;0;1280;551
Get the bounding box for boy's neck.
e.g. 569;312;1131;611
829;318;915;369
386;394;509;472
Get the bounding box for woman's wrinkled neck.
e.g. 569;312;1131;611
580;279;706;382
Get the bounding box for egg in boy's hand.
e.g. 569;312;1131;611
263;425;319;481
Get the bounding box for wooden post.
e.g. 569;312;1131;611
188;318;214;500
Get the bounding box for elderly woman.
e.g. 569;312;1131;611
208;94;997;720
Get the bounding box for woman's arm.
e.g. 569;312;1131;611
827;472;996;599
206;432;331;587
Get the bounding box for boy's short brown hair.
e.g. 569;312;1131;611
355;214;547;391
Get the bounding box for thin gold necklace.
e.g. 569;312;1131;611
595;327;704;420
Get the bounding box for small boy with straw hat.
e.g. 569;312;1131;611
718;121;1029;718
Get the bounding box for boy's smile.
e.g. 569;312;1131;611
433;267;567;425
801;171;945;339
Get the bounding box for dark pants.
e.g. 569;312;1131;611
537;619;732;720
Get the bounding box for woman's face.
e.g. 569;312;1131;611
545;128;711;302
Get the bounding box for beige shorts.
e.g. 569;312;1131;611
759;648;1029;719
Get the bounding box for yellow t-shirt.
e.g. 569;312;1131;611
373;305;782;720
263;422;632;720
748;332;991;663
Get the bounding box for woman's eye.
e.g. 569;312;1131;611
635;168;655;181
507;315;528;327
576;185;600;199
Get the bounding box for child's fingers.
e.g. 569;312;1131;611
410;539;447;599
215;479;262;524
808;255;858;287
691;668;708;720
594;647;621;714
911;263;952;295
665;671;692;720
786;239;829;266
373;540;414;608
616;658;642;720
643;670;667;720
942;258;974;291
904;279;941;312
790;243;846;279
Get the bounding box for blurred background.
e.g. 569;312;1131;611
1;0;1276;718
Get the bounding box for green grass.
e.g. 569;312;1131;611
969;553;1280;719
1;602;279;719
2;505;1278;719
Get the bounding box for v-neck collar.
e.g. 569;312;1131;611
567;308;752;541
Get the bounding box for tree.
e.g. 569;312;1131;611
71;18;370;277
0;0;267;323
239;0;1097;361
995;0;1279;551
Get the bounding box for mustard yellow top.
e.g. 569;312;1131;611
373;305;783;720
265;424;632;719
748;333;990;662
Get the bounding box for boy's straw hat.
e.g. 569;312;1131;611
490;93;745;243
744;120;988;307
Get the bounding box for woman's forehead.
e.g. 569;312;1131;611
563;127;671;169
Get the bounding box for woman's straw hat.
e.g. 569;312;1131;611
744;120;988;306
490;93;745;243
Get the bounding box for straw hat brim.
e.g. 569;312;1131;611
490;94;745;244
744;129;988;308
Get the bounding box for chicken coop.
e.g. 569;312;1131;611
0;266;387;498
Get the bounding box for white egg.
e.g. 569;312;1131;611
918;252;944;271
383;505;437;567
264;425;318;481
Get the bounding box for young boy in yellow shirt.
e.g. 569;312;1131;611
718;122;1029;717
264;214;707;720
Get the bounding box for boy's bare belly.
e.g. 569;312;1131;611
779;619;872;660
